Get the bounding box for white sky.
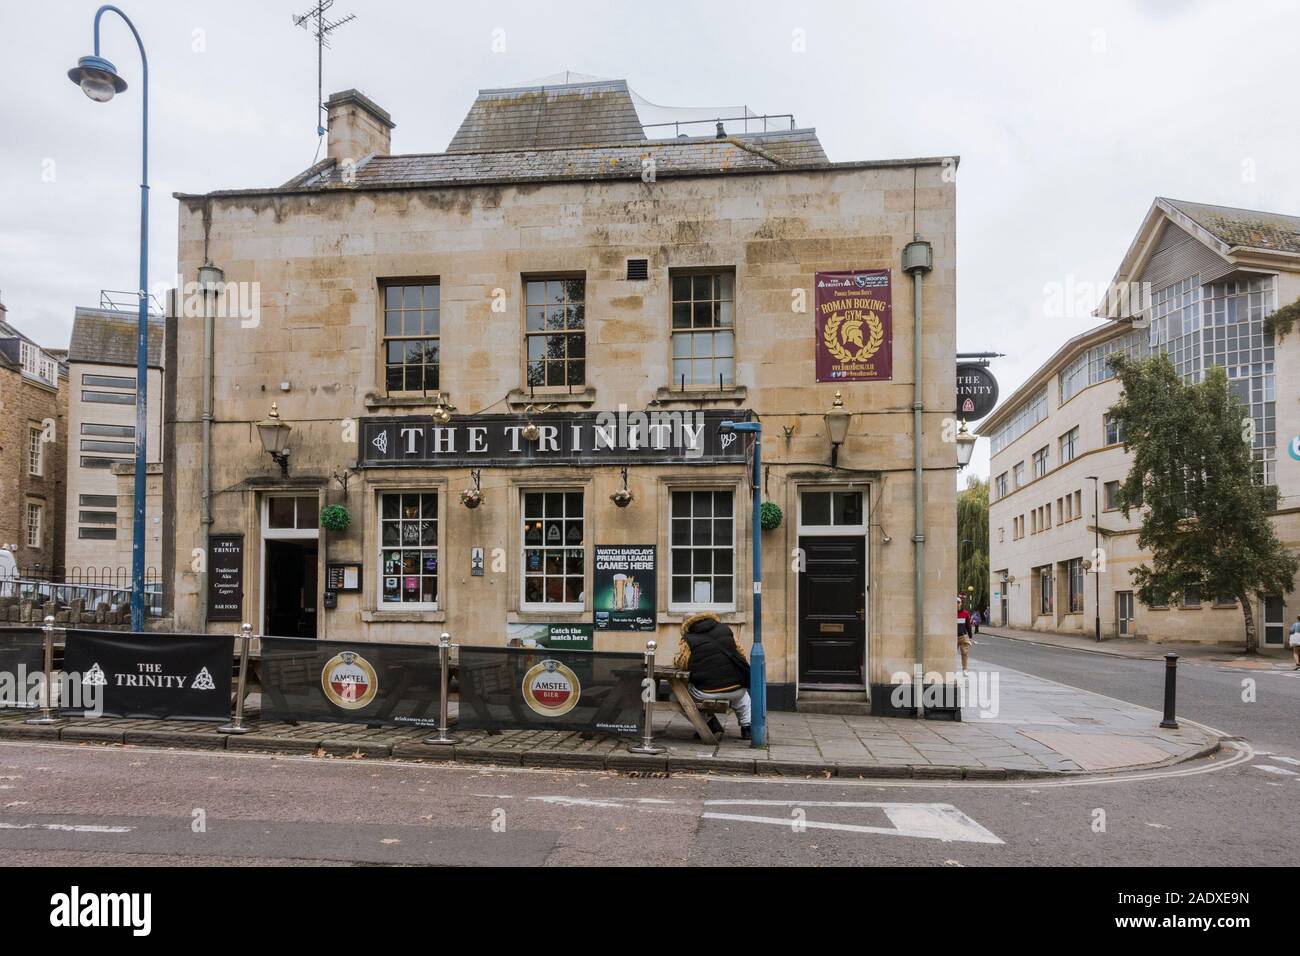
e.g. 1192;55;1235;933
2;0;1298;481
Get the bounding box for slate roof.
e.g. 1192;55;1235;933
447;80;646;152
1162;198;1300;255
68;307;164;368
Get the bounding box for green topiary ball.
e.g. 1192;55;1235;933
760;501;783;531
319;504;352;532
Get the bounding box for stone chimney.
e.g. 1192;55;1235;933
325;89;395;164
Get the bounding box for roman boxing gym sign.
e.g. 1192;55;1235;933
358;410;752;468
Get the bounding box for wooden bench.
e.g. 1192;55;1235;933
656;666;731;744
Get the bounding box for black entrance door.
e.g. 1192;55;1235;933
265;540;318;637
798;536;866;686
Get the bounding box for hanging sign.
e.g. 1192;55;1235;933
956;364;1000;421
814;270;894;382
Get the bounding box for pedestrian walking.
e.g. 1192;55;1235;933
970;609;981;637
1289;614;1300;669
957;599;971;671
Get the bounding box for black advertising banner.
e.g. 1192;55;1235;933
956;364;1000;421
61;630;234;720
359;410;752;469
207;534;244;623
259;637;442;728
593;545;656;632
814;270;894;382
0;629;45;710
456;646;644;737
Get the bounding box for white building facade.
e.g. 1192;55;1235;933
986;198;1300;647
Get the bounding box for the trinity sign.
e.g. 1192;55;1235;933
358;410;752;468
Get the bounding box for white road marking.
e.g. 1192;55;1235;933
700;801;1003;844
1253;764;1297;776
1268;755;1300;766
0;822;133;833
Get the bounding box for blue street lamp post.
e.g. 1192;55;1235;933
68;6;150;631
720;420;766;747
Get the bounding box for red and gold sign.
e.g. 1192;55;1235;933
521;659;582;717
814;270;893;382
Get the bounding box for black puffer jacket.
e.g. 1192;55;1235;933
675;612;748;693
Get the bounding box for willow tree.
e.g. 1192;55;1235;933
1108;352;1297;651
957;475;989;613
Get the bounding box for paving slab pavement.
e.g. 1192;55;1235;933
0;661;1219;779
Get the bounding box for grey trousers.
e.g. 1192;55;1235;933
689;685;752;727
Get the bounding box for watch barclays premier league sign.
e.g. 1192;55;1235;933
359;410;752;468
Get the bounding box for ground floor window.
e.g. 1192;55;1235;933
1037;565;1053;616
670;489;735;608
25;501;42;548
522;491;584;607
379;492;438;607
1066;557;1084;613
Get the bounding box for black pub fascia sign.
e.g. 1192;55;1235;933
359;410;753;468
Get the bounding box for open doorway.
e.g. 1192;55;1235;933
262;494;320;638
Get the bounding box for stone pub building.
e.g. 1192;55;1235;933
167;78;958;713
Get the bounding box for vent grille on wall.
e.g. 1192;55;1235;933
625;258;649;281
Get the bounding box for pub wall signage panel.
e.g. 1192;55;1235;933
359;410;753;468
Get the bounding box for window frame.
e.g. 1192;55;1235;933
380;279;441;395
1032;446;1050;479
669;487;739;613
25;501;42;548
1067;558;1085;614
520;488;586;612
27;425;43;477
524;274;587;389
1059;426;1079;465
669;268;736;389
377;491;441;611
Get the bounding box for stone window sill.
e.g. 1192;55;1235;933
364;392;453;410
361;609;447;623
506;387;597;409
654;385;748;405
507;609;591;625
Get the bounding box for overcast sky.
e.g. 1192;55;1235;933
2;0;1298;479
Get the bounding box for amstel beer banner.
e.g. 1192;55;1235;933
61;630;234;720
259;636;442;728
456;646;644;737
814;269;893;382
0;629;46;710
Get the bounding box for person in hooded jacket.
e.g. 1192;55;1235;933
673;611;752;739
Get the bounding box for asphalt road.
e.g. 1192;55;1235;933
0;637;1295;868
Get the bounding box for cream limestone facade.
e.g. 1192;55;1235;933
165;82;959;713
986;198;1300;648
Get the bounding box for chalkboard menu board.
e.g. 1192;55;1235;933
207;534;244;623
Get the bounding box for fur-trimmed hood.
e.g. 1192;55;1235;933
680;610;721;636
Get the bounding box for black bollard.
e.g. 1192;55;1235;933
1159;653;1179;729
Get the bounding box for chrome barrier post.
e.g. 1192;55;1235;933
423;631;458;746
219;624;253;735
26;615;58;725
628;639;664;755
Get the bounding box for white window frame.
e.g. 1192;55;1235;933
25;501;42;548
668;487;738;613
27;425;43;477
376;490;440;611
520;489;586;612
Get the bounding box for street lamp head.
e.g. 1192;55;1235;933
955;419;977;468
68;55;127;102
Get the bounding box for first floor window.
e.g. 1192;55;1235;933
1059;426;1079;464
522;491;584;606
380;492;438;606
1104;413;1124;446
671;489;735;607
1032;446;1049;478
28;426;43;476
25;502;42;548
1067;558;1084;613
1104;480;1121;510
671;271;735;387
526;276;586;387
383;282;440;392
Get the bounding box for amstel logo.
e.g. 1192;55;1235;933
321;651;378;710
521;659;581;717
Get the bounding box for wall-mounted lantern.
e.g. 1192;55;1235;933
256;403;292;477
955;419;976;469
824;390;850;468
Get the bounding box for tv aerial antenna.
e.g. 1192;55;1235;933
294;0;356;138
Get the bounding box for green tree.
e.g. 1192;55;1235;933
957;475;989;614
1108;352;1297;652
